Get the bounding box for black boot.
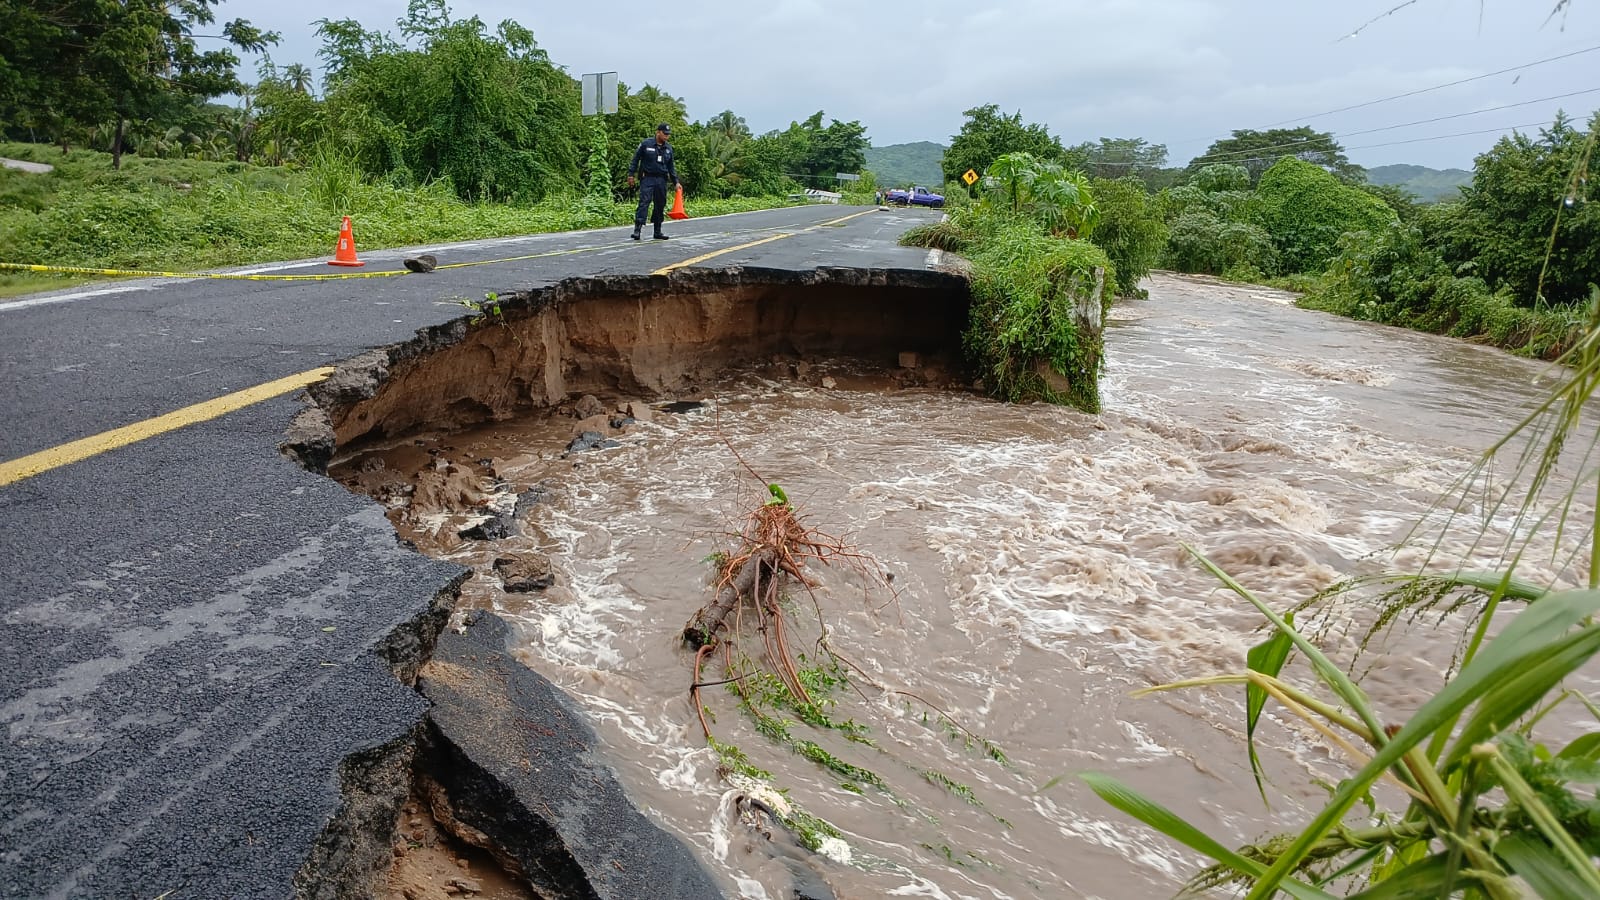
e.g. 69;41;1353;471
630;227;641;241
652;229;669;240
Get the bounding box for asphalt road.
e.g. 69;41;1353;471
0;204;943;899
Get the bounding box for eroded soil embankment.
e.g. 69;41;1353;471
283;266;972;900
287;265;972;468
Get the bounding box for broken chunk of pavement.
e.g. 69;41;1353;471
418;612;722;899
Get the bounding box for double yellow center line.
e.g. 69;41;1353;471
0;210;880;486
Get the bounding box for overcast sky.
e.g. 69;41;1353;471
231;0;1599;170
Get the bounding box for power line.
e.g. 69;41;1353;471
1258;44;1600;128
1188;91;1596;166
1197;121;1557;168
1344;120;1556;151
1335;87;1600;138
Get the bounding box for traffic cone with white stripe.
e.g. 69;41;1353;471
328;216;365;267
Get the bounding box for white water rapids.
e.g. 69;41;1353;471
341;273;1595;899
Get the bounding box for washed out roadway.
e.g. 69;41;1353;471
0;204;942;899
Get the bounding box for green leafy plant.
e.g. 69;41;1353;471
1088;176;1168;298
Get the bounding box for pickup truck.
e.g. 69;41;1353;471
885;186;944;208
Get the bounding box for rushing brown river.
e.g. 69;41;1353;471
335;272;1591;899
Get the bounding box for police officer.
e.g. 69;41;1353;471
626;123;681;240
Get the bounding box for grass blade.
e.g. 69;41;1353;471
1246;614;1295;806
1187;546;1390;749
1495;833;1596;900
1556;731;1600;761
1077;772;1336;900
1443;570;1549;602
1447;627;1600;766
1243;590;1600;899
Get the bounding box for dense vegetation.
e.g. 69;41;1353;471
902;152;1115;412
1301;111;1599;357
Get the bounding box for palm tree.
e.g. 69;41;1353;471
707;109;750;142
283;63;314;95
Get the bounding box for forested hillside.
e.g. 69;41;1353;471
864;141;945;188
1367;163;1473;203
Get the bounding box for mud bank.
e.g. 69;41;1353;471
292;266;970;461
284;266;972;899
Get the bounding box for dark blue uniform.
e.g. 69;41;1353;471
628;137;678;233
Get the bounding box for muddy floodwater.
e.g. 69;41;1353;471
334;272;1593;899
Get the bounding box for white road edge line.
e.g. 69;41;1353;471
3;283;163;310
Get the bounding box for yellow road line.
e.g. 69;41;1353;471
0;366;335;487
651;208;877;276
651;233;794;275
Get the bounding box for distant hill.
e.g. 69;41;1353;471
864;141;946;188
1366;163;1472;203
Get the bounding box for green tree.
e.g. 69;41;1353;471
1074;137;1168;181
1188;126;1363;186
0;0;276;166
1089;177;1169;297
282;64;315;95
0;0;103;149
317;1;581;201
802;112;869;182
705;109;751;142
1165;211;1277;276
1434;111;1600;306
1252;156;1397;274
253;60;324;164
942;104;1083;186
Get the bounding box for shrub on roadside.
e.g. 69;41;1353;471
1164;210;1277;276
1089;177;1167;297
1252;157;1397;275
904;204;1114;411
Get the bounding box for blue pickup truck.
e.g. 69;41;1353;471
885;186;945;208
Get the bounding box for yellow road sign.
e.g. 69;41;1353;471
962;169;979;186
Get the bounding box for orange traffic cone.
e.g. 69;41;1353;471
667;184;689;220
328;216;365;267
